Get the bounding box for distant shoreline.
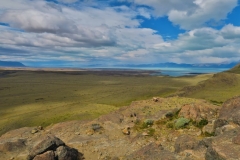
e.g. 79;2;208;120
0;66;228;77
0;67;160;77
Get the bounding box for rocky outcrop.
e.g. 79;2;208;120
205;128;240;160
27;135;82;160
179;102;218;122
218;96;240;125
2;96;240;159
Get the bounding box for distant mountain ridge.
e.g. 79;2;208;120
0;61;25;67
115;62;239;69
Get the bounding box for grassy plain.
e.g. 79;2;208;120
0;69;211;135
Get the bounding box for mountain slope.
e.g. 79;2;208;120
177;65;240;104
227;63;240;74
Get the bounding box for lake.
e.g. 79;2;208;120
141;67;230;77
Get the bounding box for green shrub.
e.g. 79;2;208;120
193;119;208;129
136;119;154;129
203;132;215;137
156;118;168;125
144;119;154;126
147;128;155;136
174;117;190;129
166;122;174;128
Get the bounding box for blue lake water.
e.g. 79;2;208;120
86;67;230;77
143;67;229;77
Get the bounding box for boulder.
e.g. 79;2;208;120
174;135;198;153
56;146;80;160
215;124;237;136
205;128;240;160
213;119;228;129
179;103;218;122
33;151;55;160
218;96;240;125
28;135;65;159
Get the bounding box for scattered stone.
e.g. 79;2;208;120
74;132;80;135
31;129;38;134
122;127;130;135
86;129;94;135
142;132;149;136
91;124;102;131
152;97;159;102
37;126;43;130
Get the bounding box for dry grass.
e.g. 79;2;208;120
0;70;211;135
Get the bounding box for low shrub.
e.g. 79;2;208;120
174;117;190;129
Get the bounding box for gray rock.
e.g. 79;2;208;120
56;145;80;160
33;151;55;160
215;124;236;136
218;96;240;125
214;119;228;129
174;135;198;153
28;135;65;160
202;122;215;135
205;128;240;160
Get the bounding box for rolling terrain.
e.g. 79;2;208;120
177;65;240;105
0;66;240;159
0;68;211;135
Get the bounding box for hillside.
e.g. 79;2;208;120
227;63;240;74
176;64;240;104
1;96;240;159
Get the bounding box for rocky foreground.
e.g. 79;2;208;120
1;96;240;160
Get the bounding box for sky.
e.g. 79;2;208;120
0;0;240;67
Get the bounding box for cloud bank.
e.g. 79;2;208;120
0;0;239;66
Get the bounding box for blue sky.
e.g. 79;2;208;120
0;0;240;67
